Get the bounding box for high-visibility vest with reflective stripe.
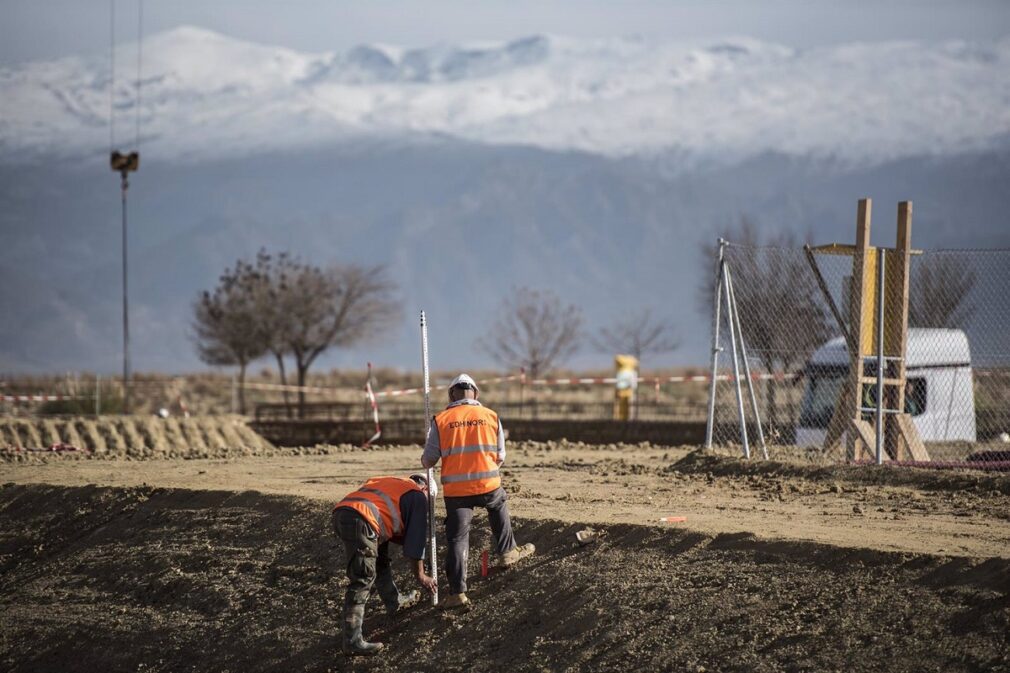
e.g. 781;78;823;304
434;403;501;497
334;476;422;543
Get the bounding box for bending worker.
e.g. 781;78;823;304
332;474;437;656
422;373;535;609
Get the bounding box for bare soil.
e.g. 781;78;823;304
1;442;1009;672
5;443;1009;559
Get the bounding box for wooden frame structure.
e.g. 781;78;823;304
813;199;928;462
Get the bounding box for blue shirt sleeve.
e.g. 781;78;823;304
399;490;428;561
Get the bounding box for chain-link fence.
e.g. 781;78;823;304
706;242;1010;467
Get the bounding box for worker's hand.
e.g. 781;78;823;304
417;572;437;595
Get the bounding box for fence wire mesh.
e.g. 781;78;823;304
707;243;1010;467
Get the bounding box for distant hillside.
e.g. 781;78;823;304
1;141;1008;373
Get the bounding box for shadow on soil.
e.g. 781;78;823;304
671;449;1010;496
0;483;1007;673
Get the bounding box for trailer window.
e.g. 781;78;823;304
861;377;927;418
800;368;926;429
798;367;847;429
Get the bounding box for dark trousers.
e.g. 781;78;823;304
332;508;400;611
444;486;516;594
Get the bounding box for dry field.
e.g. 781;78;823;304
0;368;751;421
1;436;1008;672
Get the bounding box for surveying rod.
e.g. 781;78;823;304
420;311;438;605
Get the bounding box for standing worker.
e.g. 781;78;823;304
421;373;535;609
332;474;437;656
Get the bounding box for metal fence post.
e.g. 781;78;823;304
723;264;751;459
876;249;886;465
727;266;768;459
704;239;727;448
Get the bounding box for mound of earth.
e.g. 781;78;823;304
670;448;1010;496
0;416;274;461
0;483;1006;673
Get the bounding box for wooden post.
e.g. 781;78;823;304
818;199;928;462
886;202;912;458
845;198;873;461
887;202;929;460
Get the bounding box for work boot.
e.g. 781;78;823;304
386;590;421;619
439;592;471;610
498;543;535;568
342;603;384;657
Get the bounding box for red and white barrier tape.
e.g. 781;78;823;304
202;366;1010;400
366;372;797;396
235;371;799;398
363;363;381;447
525;372;797;386
241;374;521;399
241;381;340;394
5;367;1004;408
375;387;422;398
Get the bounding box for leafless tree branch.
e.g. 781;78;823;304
909;254;976;328
593;308;681;363
193;250;400;417
477;287;583;379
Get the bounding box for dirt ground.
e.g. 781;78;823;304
5;443;1010;559
2;442;1009;672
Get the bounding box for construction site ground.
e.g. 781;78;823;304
2;441;1009;672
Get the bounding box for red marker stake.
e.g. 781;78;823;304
658;516;687;523
481;550;489;577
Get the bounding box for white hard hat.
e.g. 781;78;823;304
449;373;479;393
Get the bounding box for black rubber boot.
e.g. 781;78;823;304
375;564;418;619
342;603;384;657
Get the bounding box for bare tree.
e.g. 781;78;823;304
192;261;270;414
593;309;681;363
697;218;831;432
250;251;299;416
909;254;976;328
194;250;400;418
280;262;400;416
477;287;583;379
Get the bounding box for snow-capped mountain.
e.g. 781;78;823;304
1;28;1009;374
2;26;1009;164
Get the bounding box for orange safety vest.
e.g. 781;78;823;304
334;476;422;543
434;403;501;497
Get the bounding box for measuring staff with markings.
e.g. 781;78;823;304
421;373;535;609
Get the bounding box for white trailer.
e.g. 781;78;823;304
795;328;976;448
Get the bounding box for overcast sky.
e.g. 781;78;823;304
3;0;1010;65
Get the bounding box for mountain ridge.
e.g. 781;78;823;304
1;140;1007;373
2;27;1008;164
